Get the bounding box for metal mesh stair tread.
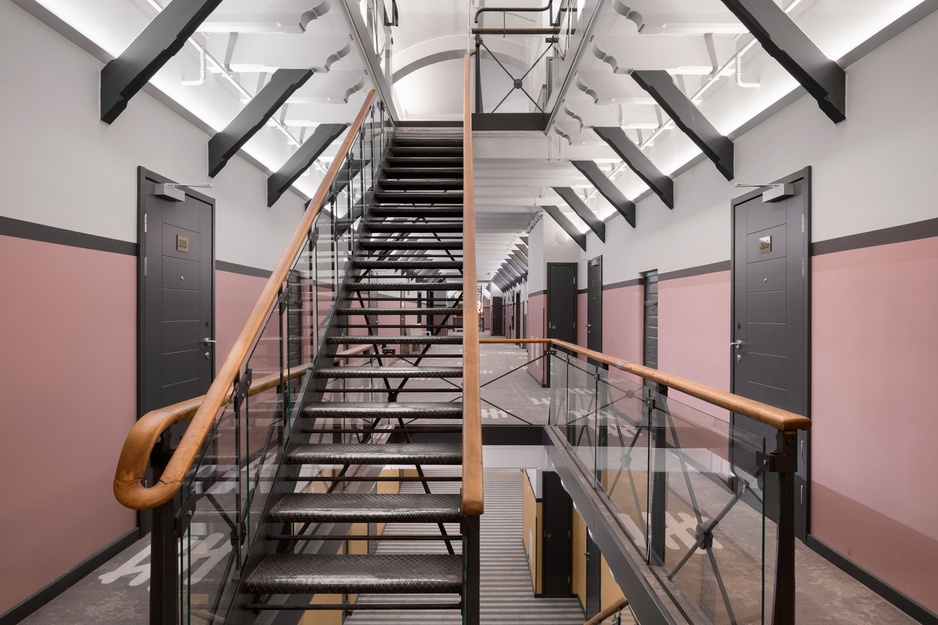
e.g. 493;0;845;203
381;167;463;177
268;493;462;523
379;179;462;189
371;205;463;215
353;260;463;269
287;442;462;465
243;554;462;595
337;307;463;315
326;335;461;345
374;192;463;205
315;365;462;378
358;240;462;250
347;281;463;290
303;401;463;419
363;223;463;232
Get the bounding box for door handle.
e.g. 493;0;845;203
204;337;216;346
730;340;743;349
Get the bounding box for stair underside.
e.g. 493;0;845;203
347;281;463;290
325;335;461;345
336;307;463;315
244;554;462;595
316;365;462;378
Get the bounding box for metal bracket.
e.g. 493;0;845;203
756;448;796;473
234;368;253;413
174;495;196;536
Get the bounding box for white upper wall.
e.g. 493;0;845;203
544;8;938;284
0;2;305;271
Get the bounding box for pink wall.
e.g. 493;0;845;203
658;271;732;419
215;271;267;372
811;237;938;612
483;306;491;332
0;236;137;614
602;284;643;365
527;293;546;382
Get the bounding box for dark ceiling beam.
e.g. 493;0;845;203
630;70;735;181
209;69;314;177
505;258;526;278
100;0;224;124
268;123;347;207
719;0;846;123
510;250;528;269
593;127;673;209
516;241;529;256
554;188;605;242
571;160;637;227
542;205;588;252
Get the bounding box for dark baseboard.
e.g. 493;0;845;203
807;535;938;625
0;529;141;625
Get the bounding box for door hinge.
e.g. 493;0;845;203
801;213;804;233
144;213;147;233
144;256;147;277
802;257;805;278
800;484;804;505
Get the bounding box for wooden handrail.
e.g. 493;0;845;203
114;90;378;510
480;338;812;432
461;50;483;516
584;598;629;625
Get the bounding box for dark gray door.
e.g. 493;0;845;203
547;263;577;344
138;168;215;437
642;270;659;377
492;296;503;335
587;257;602;354
731;169;810;538
514;291;521;341
541;471;572;596
585;533;602;618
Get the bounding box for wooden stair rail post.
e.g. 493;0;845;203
480;337;810;623
113;90;378;511
462;48;483;625
584;598;629;625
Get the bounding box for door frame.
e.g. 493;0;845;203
730;166;811;539
137;167;217;420
586;256;603;365
546;262;578;344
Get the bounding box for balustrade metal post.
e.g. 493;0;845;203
149;444;179;625
648;383;668;565
463;515;481;625
771;430;798;625
474;35;483;114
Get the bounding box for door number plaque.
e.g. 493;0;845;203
176;235;190;253
758;236;772;254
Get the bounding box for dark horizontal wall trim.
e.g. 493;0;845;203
216;260;272;279
529;289;547;298
577;287;588;295
0;216;136;256
659;260;731;282
811;216;938;256
0;530;140;625
603;278;643;291
807;536;938;625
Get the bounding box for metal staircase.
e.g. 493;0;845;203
237;126;480;621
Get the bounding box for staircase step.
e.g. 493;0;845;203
363;222;463;232
354;259;463;270
243;554;462;595
268;493;462;523
359;240;462;250
315;365;462;378
326;335;461;345
386;156;462;168
394;137;462;147
382;167;464;178
337;307;463;315
374;191;463;204
303;401;463;419
287;442;462;465
347;281;463;291
370;205;463;217
380;178;462;190
391;146;462;157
